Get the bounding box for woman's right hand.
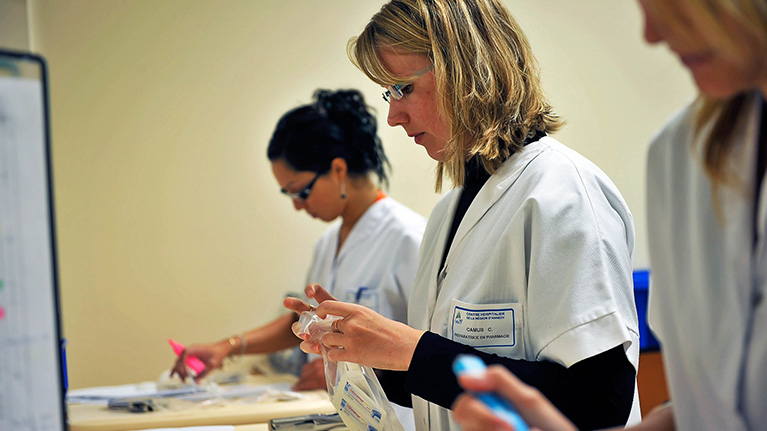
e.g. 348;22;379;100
170;340;230;383
452;364;577;431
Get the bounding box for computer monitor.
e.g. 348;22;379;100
0;50;67;431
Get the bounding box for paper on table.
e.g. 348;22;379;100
66;381;302;406
125;427;234;431
66;382;201;405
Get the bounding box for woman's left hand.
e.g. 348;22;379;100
283;283;337;314
299;300;424;371
452;365;577;431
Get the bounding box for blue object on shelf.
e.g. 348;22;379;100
61;338;68;392
633;270;660;351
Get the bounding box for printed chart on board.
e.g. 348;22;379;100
0;58;65;431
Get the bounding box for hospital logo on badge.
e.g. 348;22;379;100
454;311;463;325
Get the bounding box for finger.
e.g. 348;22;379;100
483;366;576;431
284;296;313;313
453;394;512;431
305;284;337;303
175;365;188;382
292;321;313;339
332;318;342;333
457;373;494;393
324;348;355;364
195;368;210;382
299;340;322;354
315;300;357;319
321;332;345;348
485;366;536;403
291;321;303;337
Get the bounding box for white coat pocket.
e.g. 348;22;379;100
447;299;524;354
342;286;380;312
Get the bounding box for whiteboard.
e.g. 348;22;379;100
0;50;66;431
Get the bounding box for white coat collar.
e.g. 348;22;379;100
440;138;550;275
717;93;764;307
335;196;391;262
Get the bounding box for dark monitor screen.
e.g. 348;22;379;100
0;50;67;431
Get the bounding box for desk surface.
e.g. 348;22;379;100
68;374;336;431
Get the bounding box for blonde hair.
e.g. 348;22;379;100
349;0;562;190
643;0;767;187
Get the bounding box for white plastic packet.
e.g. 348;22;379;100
296;311;405;431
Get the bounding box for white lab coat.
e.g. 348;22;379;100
647;93;767;430
272;197;426;431
305;197;426;323
409;136;641;431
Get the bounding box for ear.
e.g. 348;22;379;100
330;158;348;182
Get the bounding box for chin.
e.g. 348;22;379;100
425;148;447;162
691;70;751;99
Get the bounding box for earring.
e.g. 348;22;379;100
340;182;347;199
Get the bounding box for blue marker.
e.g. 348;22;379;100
354;286;369;303
452;354;529;431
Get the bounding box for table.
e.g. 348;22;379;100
67;374;336;431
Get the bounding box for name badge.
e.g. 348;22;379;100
449;299;519;348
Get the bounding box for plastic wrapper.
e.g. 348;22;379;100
296;311;404;431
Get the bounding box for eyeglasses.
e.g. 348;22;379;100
381;64;435;103
281;172;320;201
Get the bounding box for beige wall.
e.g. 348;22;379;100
0;0;30;51
21;0;695;388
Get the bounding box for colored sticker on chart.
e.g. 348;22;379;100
0;306;5;320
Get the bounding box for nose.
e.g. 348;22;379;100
639;1;663;44
387;99;408;128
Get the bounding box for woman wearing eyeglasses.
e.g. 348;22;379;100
286;1;640;431
171;89;425;429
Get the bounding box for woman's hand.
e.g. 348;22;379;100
297;299;424;371
170;341;230;383
283;283;337;314
292;357;327;391
452;365;577;431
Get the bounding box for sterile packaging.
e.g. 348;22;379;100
296;311;404;431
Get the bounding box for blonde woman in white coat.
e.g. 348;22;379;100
286;2;641;430
452;1;767;430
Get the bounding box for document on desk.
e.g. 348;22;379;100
67;381;302;405
126;427;234;431
66;382;202;405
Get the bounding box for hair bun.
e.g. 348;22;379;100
268;88;389;188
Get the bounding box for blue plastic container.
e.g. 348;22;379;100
633;270;660;351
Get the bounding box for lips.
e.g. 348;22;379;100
408;132;425;145
678;51;714;68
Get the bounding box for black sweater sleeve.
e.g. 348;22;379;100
401;331;635;431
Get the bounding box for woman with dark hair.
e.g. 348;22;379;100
172;89;424;428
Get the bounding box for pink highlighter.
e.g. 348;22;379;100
168;339;206;376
